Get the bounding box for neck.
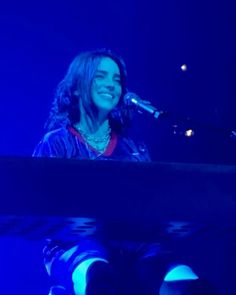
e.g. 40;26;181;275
74;115;111;153
76;114;109;134
77;100;110;133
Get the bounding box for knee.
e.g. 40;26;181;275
159;264;218;295
72;258;109;295
44;239;109;295
163;264;199;282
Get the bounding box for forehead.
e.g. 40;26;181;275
96;57;120;75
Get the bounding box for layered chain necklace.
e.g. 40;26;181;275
75;121;111;153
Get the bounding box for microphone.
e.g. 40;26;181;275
124;92;161;119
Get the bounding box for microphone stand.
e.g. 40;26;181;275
136;100;236;141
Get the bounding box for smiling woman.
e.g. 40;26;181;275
73;57;123;153
32;49;214;295
32;49;152;295
33;48;150;160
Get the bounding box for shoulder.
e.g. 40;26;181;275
33;127;73;157
43;127;71;143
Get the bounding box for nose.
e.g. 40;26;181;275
104;76;115;90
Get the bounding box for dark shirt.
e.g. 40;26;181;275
33;126;151;162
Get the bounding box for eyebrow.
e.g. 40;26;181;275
96;70;121;78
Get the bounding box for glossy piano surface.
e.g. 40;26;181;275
0;157;236;242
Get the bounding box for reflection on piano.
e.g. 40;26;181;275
0;157;236;242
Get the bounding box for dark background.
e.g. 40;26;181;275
0;0;236;294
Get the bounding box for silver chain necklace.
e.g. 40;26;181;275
75;123;111;153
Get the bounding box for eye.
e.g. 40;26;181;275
95;74;104;79
114;78;121;84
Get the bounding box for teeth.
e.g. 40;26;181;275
100;93;113;98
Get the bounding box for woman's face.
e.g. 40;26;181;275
91;57;122;114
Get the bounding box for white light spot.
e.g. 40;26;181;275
185;129;194;137
181;64;187;71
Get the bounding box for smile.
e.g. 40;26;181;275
99;93;114;99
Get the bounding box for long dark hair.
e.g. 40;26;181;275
45;49;131;133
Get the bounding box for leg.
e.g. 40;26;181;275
159;265;219;295
44;238;120;295
159;264;198;295
134;243;217;295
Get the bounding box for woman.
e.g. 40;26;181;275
34;49;153;295
33;49;150;162
33;49;214;295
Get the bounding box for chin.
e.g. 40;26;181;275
97;103;117;113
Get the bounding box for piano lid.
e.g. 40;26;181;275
0;157;236;241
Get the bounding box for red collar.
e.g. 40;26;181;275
68;126;117;156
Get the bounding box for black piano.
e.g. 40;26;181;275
0;157;236;294
0;157;236;241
